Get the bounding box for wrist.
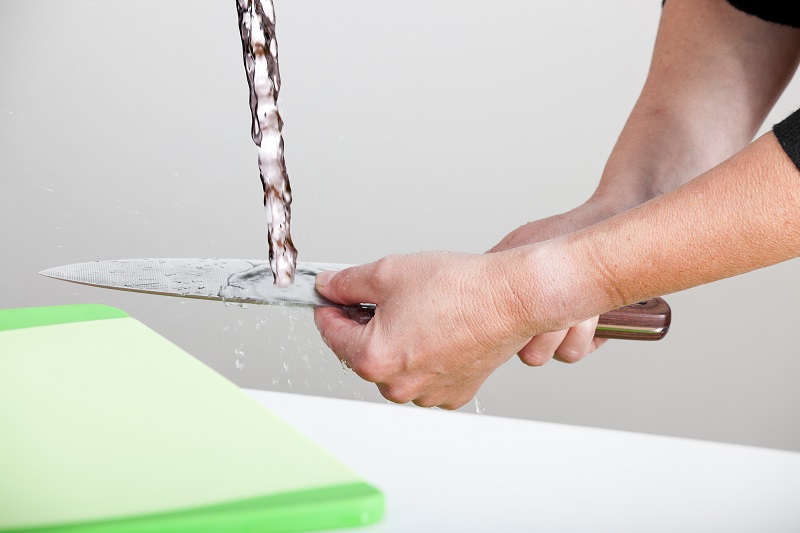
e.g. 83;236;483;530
591;107;749;212
497;240;607;338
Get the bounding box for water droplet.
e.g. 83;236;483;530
272;377;280;385
222;325;230;333
234;345;246;370
282;362;289;372
287;378;293;388
239;303;250;309
237;319;245;326
474;396;486;415
255;322;262;330
224;301;232;308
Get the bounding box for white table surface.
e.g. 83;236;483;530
244;388;800;533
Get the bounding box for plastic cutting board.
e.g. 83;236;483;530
0;304;383;532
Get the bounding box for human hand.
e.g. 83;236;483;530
489;201;620;366
313;250;555;409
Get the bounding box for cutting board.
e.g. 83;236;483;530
0;304;383;532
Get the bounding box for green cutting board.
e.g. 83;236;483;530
0;304;383;533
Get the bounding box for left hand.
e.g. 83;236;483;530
313;250;550;409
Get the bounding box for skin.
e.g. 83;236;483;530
491;0;800;365
314;0;800;409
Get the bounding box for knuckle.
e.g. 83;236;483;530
336;268;358;293
440;395;472;411
350;347;386;383
379;384;416;405
388;391;415;405
412;397;438;408
351;357;383;383
324;271;351;302
371;256;398;287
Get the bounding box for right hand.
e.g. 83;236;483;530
488;200;620;366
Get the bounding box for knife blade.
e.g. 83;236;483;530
39;258;671;340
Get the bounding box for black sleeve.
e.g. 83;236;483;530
664;0;800;28
726;1;800;29
774;110;800;172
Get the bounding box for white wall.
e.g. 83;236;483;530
2;1;799;450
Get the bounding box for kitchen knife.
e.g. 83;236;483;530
39;258;671;340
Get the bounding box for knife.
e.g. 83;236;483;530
39;258;671;340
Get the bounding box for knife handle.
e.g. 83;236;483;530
594;297;671;341
345;297;671;341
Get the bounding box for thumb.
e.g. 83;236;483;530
315;264;380;306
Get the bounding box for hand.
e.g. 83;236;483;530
313;250;550;409
488;201;619;366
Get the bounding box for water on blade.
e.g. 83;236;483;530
236;0;297;286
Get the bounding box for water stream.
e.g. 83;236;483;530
232;2;486;414
236;0;297;286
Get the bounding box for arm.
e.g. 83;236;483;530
497;0;800;249
549;132;800;323
488;0;800;365
315;132;800;409
313;1;800;409
594;0;800;208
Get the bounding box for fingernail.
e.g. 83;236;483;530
316;270;334;288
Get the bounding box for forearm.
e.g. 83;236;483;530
591;0;800;211
531;132;800;330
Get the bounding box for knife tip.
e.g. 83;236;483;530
38;268;56;278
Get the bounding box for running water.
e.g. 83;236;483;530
236;0;297;286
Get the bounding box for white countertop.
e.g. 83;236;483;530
244;388;800;533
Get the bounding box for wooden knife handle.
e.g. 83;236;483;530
594;297;671;341
345;297;671;341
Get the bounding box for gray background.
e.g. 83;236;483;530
2;1;799;451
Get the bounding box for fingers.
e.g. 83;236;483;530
315;306;393;386
518;316;602;366
588;337;608;353
553;315;600;363
314;306;371;368
316;258;392;306
315;268;373;306
379;383;476;410
314;252;544;410
517;330;569;366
